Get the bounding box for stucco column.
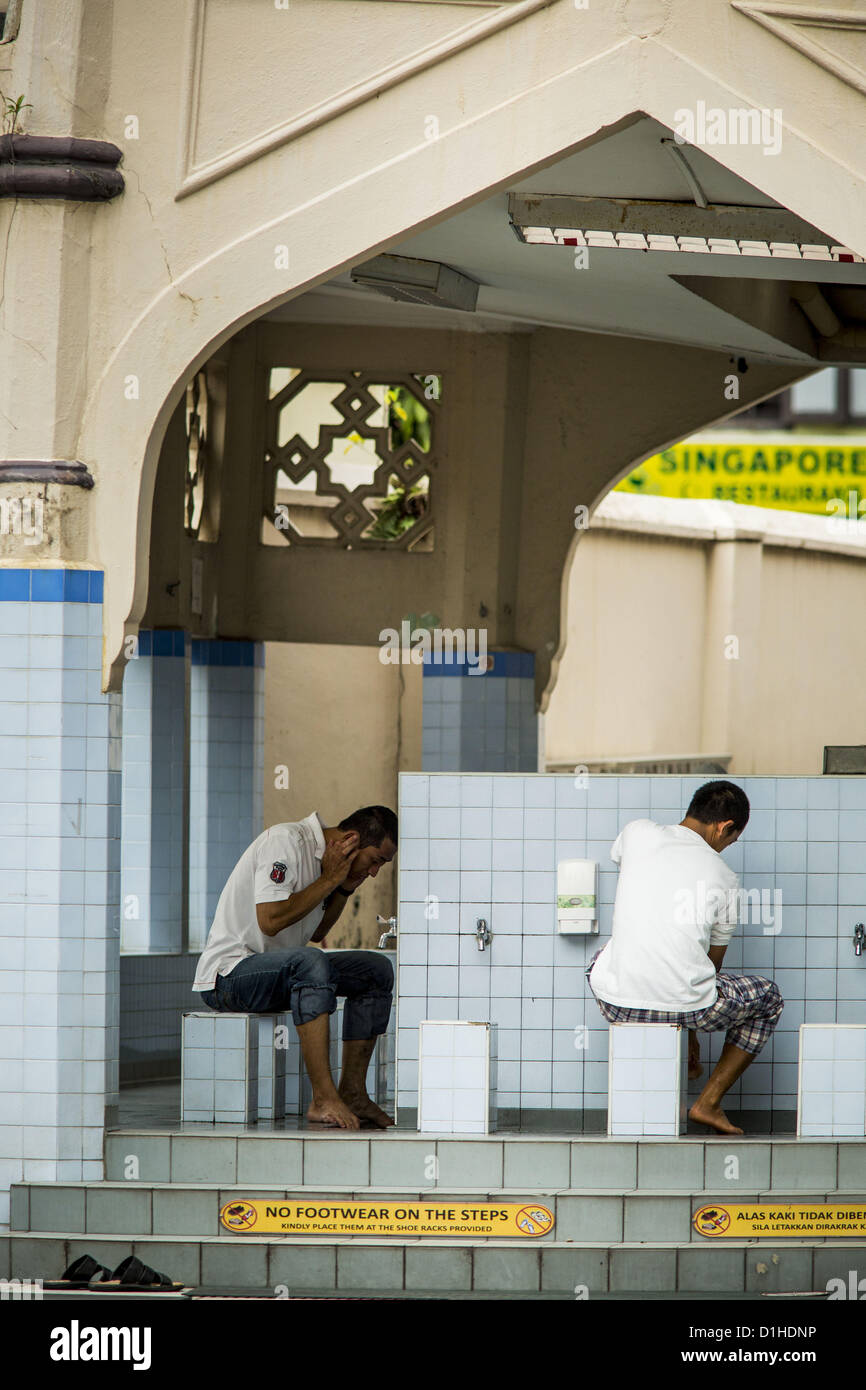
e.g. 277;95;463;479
0;0;113;474
700;536;764;773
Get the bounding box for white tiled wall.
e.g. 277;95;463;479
396;772;866;1120
0;570;121;1222
122;636;264;958
189;644;264;952
119;638;265;1081
120;633;187;952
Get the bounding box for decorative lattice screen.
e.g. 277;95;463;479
263;369;439;550
184;371;209;538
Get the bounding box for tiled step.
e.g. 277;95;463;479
10;1182;866;1243
102;1131;866;1191
2;1229;862;1295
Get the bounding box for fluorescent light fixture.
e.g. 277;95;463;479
508;194;862;262
350;253;479;311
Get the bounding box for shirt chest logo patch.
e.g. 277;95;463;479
270;861;287;884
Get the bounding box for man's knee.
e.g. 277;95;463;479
287;948;331;987
287;949;335;1026
761;978;784;1018
370;952;394;992
339;955;394;1041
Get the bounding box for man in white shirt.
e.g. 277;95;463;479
587;780;783;1135
193;805;398;1130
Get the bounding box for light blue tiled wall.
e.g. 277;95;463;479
120;630;187;953
189;640;265;953
422;651;538;772
0;569;121;1220
120;952;199;1081
396;773;866;1121
115;636;264;1079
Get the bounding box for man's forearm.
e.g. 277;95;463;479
260;875;339;936
708;944;727;972
310;888;351;940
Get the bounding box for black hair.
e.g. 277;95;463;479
338;805;398;849
685;780;750;833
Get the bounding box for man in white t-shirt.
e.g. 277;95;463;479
193;805;398;1130
587;780;783;1135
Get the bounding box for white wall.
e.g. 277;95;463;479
546;496;866;774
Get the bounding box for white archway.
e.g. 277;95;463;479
80;39;866;684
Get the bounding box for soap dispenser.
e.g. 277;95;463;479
557;858;598;933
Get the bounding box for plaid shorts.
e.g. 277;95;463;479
585;949;783;1055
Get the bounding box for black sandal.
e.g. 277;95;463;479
43;1254;113;1290
100;1255;188;1292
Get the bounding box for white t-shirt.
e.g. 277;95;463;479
192;811;329;991
588;818;740;1011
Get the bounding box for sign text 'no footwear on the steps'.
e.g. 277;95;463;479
220;1200;554;1237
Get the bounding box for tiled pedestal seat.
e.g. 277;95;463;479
608;1024;687;1137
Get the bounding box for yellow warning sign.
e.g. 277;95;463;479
616;442;866;516
220;1199;554;1238
694;1203;866;1239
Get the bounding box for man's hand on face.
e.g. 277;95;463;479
321;831;360;887
341;852;371;892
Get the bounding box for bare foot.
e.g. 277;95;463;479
689;1100;743;1135
338;1087;395;1129
688;1061;704;1080
306;1093;361;1130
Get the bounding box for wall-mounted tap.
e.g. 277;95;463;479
854;922;865;957
377;914;397;949
475;918;491;952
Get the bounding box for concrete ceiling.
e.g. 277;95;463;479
267;116;866;366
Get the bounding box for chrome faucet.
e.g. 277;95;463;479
475;918;491;952
854;922;865;957
377;914;397;949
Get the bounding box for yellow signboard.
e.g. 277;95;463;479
694;1203;866;1239
220;1199;554;1238
616;442;866;516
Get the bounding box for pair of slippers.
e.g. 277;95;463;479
45;1253;187;1292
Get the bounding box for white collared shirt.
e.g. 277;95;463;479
588;818;740;1011
192;811;328;990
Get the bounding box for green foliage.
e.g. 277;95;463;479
387;385;432;452
0;91;32;136
366;480;428;540
364;383;435;539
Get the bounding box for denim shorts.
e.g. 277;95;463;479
198;946;393;1040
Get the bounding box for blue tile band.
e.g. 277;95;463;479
135;629;187;658
191;638;265;667
422;650;534;677
0;568;103;602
